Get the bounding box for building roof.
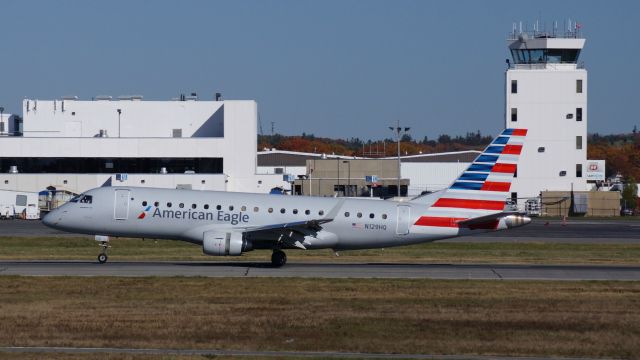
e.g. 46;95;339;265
258;149;480;166
257;150;356;167
393;150;480;163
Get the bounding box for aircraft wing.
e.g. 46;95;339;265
243;218;333;233
456;211;521;228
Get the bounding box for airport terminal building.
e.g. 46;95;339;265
0;96;287;195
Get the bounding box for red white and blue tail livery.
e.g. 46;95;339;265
411;128;528;232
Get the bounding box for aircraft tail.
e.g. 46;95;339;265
411;128;529;229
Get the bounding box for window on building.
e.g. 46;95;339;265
576;164;583;178
576;136;583;150
511;108;517;122
576;108;583;121
511;80;518;94
576;79;583;93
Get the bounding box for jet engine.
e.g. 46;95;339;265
202;231;252;256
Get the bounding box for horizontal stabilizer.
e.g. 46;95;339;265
456;211;520;228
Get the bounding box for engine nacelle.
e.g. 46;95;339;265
202;231;252;256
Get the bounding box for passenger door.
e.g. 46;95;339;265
395;205;411;235
114;189;130;220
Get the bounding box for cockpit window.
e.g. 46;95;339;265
69;195;81;203
79;195;93;204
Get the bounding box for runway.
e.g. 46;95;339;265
1;260;639;280
2;218;639;243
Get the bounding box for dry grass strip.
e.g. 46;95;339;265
0;277;638;358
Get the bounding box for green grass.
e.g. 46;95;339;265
0;277;638;359
1;236;640;265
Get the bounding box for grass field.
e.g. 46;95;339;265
1;236;640;265
0;277;638;359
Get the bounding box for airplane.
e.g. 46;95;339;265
42;128;531;267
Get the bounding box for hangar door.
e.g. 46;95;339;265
395;205;411;235
114;189;130;220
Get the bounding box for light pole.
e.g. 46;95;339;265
117;109;122;137
389;120;410;197
342;160;351;196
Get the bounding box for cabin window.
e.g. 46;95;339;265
191;204;197;209
204;204;209;210
179;203;184;208
319;210;325;216
154;201;159;207
280;208;286;214
167;202;172;208
241;206;246;211
357;212;362;218
229;205;234;211
369;213;375;219
142;201;147;206
216;205;222;210
382;214;388;220
305;210;310;215
268;208;273;213
293;209;298;214
344;212;350;217
253;207;259;212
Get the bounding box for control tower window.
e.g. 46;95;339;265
510;49;581;64
511;80;518;94
511;108;518;122
576;164;583;178
576;108;583;121
576;79;583;93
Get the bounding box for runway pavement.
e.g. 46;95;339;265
1;260;639;280
1;218;639;243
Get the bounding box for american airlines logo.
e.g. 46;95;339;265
140;207;250;225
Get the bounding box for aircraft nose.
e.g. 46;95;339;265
42;209;60;228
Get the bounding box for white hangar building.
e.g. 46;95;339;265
0;95;287;194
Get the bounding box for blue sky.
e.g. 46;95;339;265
0;0;638;139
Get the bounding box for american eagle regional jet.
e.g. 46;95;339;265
43;128;531;267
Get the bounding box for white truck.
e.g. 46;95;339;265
0;190;40;220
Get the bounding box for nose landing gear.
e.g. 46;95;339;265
271;250;287;267
98;240;110;264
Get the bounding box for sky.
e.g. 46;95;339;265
0;0;638;140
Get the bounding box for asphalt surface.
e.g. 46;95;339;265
0;346;606;360
1;260;639;280
2;218;639;243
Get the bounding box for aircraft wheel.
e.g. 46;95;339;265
98;253;108;264
271;250;287;267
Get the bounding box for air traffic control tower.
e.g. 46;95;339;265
505;23;587;201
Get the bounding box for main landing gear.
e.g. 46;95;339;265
98;241;110;264
271;250;287;267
